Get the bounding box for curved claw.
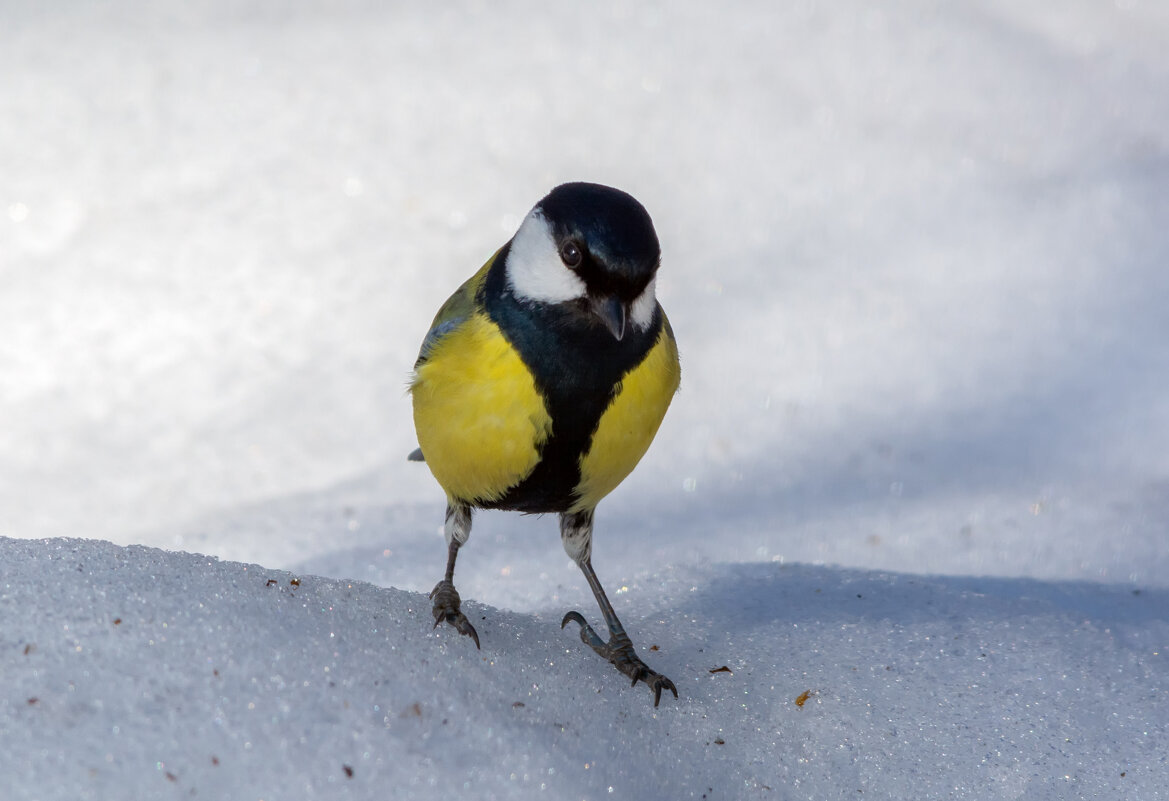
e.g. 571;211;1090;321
430;580;480;649
560;610;586;630
449;613;480;649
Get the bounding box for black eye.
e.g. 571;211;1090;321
559;240;583;268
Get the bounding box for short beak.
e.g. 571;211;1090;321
590;295;627;341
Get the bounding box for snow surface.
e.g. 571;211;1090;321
2;0;1168;798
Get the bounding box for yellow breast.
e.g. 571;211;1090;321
411;312;553;505
572;321;681;512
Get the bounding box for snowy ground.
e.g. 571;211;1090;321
2;1;1168;798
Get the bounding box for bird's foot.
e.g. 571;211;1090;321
429;580;480;649
561;611;677;707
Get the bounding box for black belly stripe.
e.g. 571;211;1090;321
479;246;662;513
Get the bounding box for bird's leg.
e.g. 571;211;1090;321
429;503;479;648
558;510;678;706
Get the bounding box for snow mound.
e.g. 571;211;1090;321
3;536;1165;799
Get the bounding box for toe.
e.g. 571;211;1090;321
562;611;608;652
453;613;481;649
649;675;678;707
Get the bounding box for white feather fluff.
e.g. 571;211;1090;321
629;275;657;331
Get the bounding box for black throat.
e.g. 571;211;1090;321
478;243;662;513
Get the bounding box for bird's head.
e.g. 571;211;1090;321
504;182;661;341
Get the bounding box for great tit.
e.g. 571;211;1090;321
409;182;680;705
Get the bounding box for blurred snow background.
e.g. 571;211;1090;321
1;0;1167;798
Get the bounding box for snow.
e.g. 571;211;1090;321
2;0;1168;798
3;536;1166;799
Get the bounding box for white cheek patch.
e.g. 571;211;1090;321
506;209;587;304
629;275;658;331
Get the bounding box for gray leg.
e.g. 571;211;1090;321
559;509;678;707
429;504;479;648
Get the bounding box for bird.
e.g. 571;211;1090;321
408;182;681;706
